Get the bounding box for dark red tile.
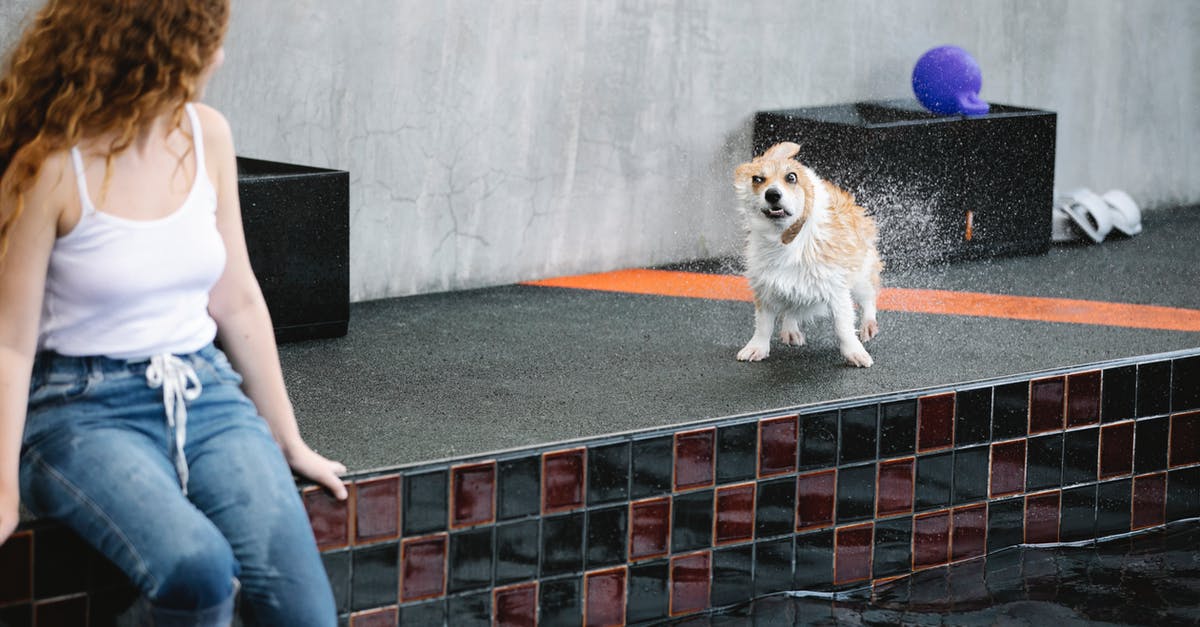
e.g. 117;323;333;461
585;567;627;627
834;523;874;585
543;448;586;513
796;470;836;531
451;461;496;528
629;497;671;561
494;583;538;627
918;393;955;452
670;551;710;616
876;458;915;518
354;475;400;544
0;530;32;605
951;504;987;562
350;606;398;627
989;440;1027;498
1100;422;1135;478
714;483;756;545
1170;411;1200;468
401;534;447;602
303;485;351;551
913;510;950;569
1132;473;1167;530
1030;376;1066;433
1024;491;1061;544
759;415;798;477
675;428;716;491
33;595;87;626
1066;371;1101;427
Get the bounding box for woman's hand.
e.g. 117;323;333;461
286;443;348;500
0;488;19;545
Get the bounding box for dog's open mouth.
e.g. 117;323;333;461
760;207;791;219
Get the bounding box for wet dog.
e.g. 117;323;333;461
733;142;882;367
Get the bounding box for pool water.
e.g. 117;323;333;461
670;521;1200;626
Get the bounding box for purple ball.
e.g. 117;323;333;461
912;46;990;116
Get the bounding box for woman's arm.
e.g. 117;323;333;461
0;154;65;543
198;104;347;500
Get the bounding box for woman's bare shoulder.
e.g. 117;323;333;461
192;102;234;154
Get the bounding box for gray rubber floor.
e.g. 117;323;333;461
282;206;1200;472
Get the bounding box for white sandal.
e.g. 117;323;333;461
1101;189;1142;236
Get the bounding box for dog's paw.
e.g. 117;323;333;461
779;329;806;346
737;342;770;362
859;319;879;342
842;347;874;368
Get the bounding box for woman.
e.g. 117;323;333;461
0;1;346;624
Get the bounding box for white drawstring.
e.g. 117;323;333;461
145;354;202;494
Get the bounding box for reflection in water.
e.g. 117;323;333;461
669;521;1200;626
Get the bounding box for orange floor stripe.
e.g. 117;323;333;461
524;269;1200;332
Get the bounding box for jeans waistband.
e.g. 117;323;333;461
32;344;221;380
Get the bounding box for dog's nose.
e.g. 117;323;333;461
764;187;782;204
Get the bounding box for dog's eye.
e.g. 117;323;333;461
751;175;765;185
785;172;798;184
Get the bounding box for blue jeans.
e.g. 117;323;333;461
19;344;336;626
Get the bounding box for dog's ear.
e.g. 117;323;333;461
762;142;801;161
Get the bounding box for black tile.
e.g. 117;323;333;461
448;527;493;594
953;446;989;505
1063;427;1099;486
716;422;759;484
755;537;794;596
350;541;398;611
321;550;351;615
631;435;673;499
1134;416;1169;474
800;410;839;469
955;387;992;446
1172;356;1200;413
755;476;797;538
793;529;834;591
1096;478;1132;537
587;442;630;505
915;452;953;512
873;516;913;579
447;591;491;627
836;464;876;523
586;506;628;569
1167;467;1200;523
1026;433;1064;492
403;470;448;535
498;456;540;520
987;497;1024;554
33;526;90;599
1101;365;1137;423
626;560;670;624
712;544;754;608
0;606;30;627
839;405;878;465
495;519;539;585
671;489;714;553
1060;484;1097;543
540;576;582;627
992;382;1029;440
1136;360;1172;418
398;599;445;625
880;399;917;458
542;513;584;577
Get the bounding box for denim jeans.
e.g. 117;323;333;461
20;344;336;626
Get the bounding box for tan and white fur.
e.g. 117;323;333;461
733;142;882;368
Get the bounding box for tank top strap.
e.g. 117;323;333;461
183;103;207;181
67;146;97;216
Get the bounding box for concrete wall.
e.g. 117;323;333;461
3;1;1198;301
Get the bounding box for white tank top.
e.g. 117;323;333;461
37;104;226;360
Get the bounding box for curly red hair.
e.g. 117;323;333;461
0;0;229;258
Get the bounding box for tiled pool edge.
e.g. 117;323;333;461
2;348;1199;626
